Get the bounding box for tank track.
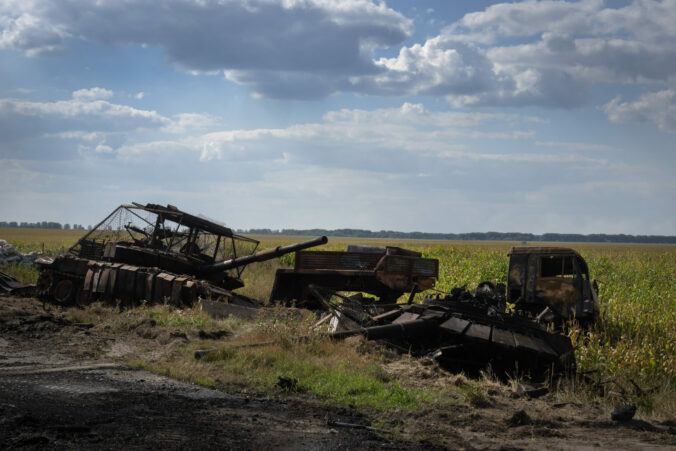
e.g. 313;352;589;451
428;301;575;377
37;256;261;308
36;268;86;306
417;287;575;378
344;285;577;379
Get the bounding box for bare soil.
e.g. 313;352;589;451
1;296;674;450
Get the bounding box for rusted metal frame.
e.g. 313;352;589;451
68;205;124;254
126;206;155;228
150;213;165;249
184;224;195;255
230;235;260;278
310;284;371;315
406;281;419;304
570;256;587;316
123;225;139;243
231;233;260;244
167;213;185;251
307;284;335;311
213;235;221;260
308;285;371;329
230;236;241;278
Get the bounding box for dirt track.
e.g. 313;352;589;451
0;297;395;450
1;296;674;450
0;361;389;450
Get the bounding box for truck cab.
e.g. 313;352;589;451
507;247;599;324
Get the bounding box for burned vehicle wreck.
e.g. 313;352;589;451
506;247;599;325
33;207;595;379
36;203;327;307
309;283;576;378
274;246;598;378
270;244;439;308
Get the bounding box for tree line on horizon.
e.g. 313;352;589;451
238;228;676;244
1;221;673;243
0;221;90;231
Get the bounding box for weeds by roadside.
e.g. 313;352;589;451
1;263;39;284
2;229;674;419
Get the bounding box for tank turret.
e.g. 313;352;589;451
36;203;327;307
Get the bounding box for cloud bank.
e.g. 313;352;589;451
0;0;411;99
2;0;675;131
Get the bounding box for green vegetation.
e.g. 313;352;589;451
2;263;39;284
0;228;85;253
197;343;433;410
1;229;674;418
90;303;454;411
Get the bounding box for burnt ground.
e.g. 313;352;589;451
1;296;675;450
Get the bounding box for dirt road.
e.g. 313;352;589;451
0;298;395;450
1;296;674;450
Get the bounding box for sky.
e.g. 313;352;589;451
0;0;674;235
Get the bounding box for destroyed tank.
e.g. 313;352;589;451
316;283;576;379
36;203;327;307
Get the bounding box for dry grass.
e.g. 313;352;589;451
67;301;460;411
2;230;674;418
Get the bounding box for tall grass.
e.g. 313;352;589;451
0;228;86;253
2;230;673;416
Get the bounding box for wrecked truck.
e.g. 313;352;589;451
506;247;599;325
270;244;439;309
272;244;599;326
274;245;599;377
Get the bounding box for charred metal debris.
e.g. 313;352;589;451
0;271;33;297
9;202;601;377
309;284;575;378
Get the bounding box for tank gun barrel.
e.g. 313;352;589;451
203;236;328;273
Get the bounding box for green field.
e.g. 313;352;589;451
1;228;674;417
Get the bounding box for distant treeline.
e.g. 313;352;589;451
0;221;90;230
239;228;676;244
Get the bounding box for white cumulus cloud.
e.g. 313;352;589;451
72;87;114;101
602;90;676;133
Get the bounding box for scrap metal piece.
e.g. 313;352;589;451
0;271;34;297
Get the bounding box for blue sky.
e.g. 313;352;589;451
0;0;674;234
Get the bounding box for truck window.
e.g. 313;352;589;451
540;255;576;278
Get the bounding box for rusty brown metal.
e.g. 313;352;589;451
507;247;599;323
269;245;438;307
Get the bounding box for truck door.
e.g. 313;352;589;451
534;254;580;319
507;253;528;302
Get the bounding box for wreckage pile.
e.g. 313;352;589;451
13;202;587;379
313;283;575;379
